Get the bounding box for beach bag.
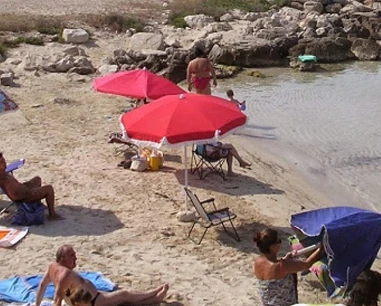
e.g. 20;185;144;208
11;202;45;226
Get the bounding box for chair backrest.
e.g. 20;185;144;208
195;144;205;156
184;187;210;222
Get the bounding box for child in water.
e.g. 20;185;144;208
226;89;246;111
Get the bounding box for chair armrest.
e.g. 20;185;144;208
200;198;214;205
212;207;230;214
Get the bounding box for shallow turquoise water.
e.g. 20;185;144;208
215;62;381;210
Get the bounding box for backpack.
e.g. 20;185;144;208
11;202;45;226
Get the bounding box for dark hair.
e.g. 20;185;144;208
65;288;92;305
194;47;206;58
226;89;234;97
56;245;72;263
253;228;280;254
347;270;381;306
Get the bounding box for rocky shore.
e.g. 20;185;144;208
1;0;381;85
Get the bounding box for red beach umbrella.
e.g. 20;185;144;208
119;93;247;147
119;93;247;208
93;68;186;100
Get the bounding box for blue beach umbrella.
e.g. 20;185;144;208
290;206;381;298
0;87;18;115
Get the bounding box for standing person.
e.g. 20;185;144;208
0;152;63;220
253;228;324;306
35;245;169;306
187;47;217;95
226;89;246;111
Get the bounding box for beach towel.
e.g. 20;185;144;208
0;227;28;248
0;272;117;303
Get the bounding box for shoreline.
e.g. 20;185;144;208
0;29;380;306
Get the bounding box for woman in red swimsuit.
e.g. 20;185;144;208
186;47;217;95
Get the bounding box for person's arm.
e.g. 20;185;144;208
186;62;193;92
279;245;324;276
36;269;51;306
52;271;70;306
209;61;217;87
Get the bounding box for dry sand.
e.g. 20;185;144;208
1;5;380;306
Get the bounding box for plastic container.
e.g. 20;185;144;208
149;151;161;171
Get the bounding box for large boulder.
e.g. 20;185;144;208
62;29;89;44
184;14;215;29
209;40;284;67
289;37;355;62
129;33;165;51
351;38;380;59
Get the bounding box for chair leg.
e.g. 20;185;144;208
221;221;241;242
0;202;15;216
188;222;209;245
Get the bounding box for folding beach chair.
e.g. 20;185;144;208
108;132;139;156
190;144;228;180
0;159;25;215
184;187;240;244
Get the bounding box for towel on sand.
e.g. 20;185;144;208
0;272;117;303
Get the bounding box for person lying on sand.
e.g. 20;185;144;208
0;152;63;220
35;245;169;306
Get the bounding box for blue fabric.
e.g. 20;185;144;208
0;272;117;303
290;206;381;296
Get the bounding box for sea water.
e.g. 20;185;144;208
216;61;381;211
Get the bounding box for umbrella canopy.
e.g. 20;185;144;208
119;93;247;148
93;69;186;100
0;88;18;115
290;206;381;297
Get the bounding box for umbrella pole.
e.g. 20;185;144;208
184;145;189;210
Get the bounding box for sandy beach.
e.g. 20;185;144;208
1;3;381;305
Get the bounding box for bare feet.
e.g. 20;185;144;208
227;172;238;177
48;213;65;220
239;161;251;168
153;284;169;303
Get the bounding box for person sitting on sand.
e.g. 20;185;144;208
186;47;217;95
0;152;63;220
254;228;324;306
226;89;246;111
205;142;251;176
35;245;169;306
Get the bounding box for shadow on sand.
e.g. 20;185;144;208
186;220;297;255
0;202;124;237
174;169;284;196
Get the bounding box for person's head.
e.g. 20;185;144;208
56;245;77;269
65;288;92;306
346;269;381;306
226;89;234;98
194;47;206;58
0;152;6;173
253;228;282;254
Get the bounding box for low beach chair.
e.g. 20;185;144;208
190;144;228;180
0;159;25;215
184;187;240;244
108;132;138;156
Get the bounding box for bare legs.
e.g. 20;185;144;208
23;176;63;220
97;283;169;306
220;144;251;176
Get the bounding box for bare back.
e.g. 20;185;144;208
255;256;282;280
188;58;211;78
